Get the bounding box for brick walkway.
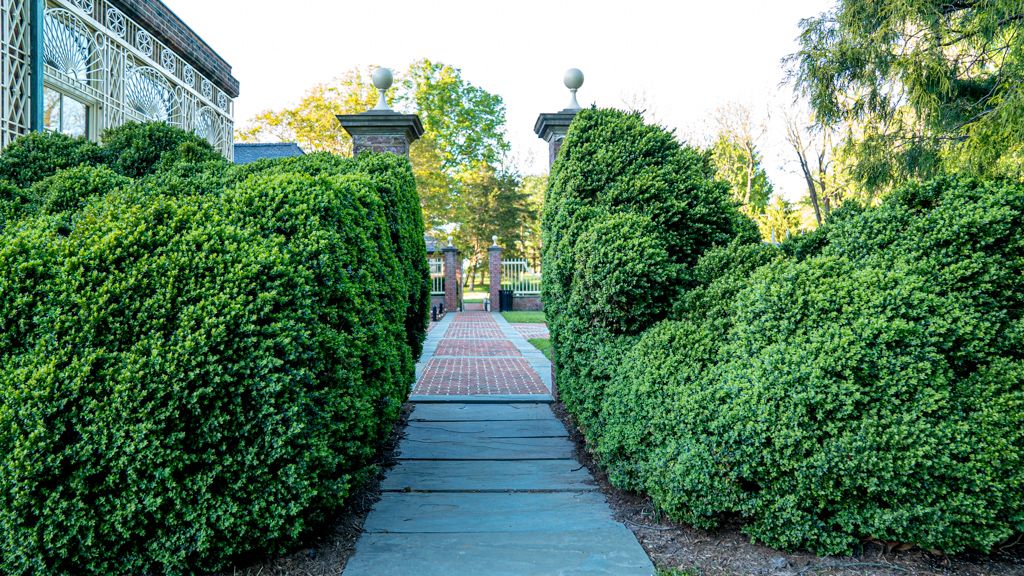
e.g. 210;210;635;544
413;312;549;397
511;323;550;339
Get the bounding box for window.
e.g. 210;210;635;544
43;86;89;137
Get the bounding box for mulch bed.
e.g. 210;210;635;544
549;402;1024;576
214;404;413;576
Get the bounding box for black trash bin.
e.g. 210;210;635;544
499;289;514;312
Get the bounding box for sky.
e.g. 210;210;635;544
163;0;836;201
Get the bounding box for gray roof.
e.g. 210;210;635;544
425;235;440;254
233;143;305;164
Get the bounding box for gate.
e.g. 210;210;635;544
501;259;541;295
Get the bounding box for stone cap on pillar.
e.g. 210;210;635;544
337;110;425;143
534;111;577;143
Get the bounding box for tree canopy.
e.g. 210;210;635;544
790;0;1024;189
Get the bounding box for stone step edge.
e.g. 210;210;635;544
408;394;554;404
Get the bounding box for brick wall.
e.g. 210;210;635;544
512;295;543;312
352;134;411;156
110;0;239;97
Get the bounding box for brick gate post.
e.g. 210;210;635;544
534;68;584;168
337;68;423;156
488;236;502;312
442;242;459;313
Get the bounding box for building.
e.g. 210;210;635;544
1;0;238;158
233;142;304;164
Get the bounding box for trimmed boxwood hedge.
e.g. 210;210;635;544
542;107;755;442
0;124;428;574
546;108;1024;556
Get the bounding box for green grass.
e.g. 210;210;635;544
528;338;552;360
502;311;546;323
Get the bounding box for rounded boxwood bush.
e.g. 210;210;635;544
0;171;411;573
230;152;430;359
101;121;222;178
708;255;1024;554
570;212;677;335
33;165;131;218
542;108;756;449
0;131;103;188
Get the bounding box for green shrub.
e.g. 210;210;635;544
230;152;430;358
101;122;221;178
546;107;1024;556
0;131;103;188
0;135;426;573
710;254;1023;554
0;180;33;230
598;320;725;503
672;239;783;334
542;107;755;451
570;212;678;334
32;165;131;220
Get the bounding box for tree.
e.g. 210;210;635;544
755;196;802;242
709;104;774;214
453;163;529;289
789;0;1024;188
400;59;511;175
235;69;378;155
518;175;546;268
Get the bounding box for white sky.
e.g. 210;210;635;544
163;0;835;201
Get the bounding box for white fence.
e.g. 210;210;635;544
501;259;541;295
429;258;445;295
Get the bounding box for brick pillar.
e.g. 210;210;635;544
534;111;577;168
337;110;424;157
488;242;502;312
442;245;459;313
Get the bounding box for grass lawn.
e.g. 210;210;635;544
528;338;552;360
502;311;546;323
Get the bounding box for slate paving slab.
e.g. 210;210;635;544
343;529;653;576
404;418;569;438
410;402;554;421
381;459;595;492
397;434;576;460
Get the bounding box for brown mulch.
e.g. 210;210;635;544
549;401;1024;576
214;404;413;576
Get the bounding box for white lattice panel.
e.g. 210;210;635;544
2;0;32;147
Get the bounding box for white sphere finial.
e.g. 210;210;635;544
492;235;498;246
564;68;584;110
372;68;393;111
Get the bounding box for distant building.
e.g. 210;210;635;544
233;142;305;164
425;234;441;255
1;0;239;158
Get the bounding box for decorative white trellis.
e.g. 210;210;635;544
1;0;33;148
1;0;234;158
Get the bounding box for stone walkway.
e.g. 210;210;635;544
343;312;654;575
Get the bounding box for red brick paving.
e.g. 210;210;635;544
451;312;494;323
511;323;550;339
414;312;546;396
444;324;504;339
436;339;521;357
415;358;547;395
